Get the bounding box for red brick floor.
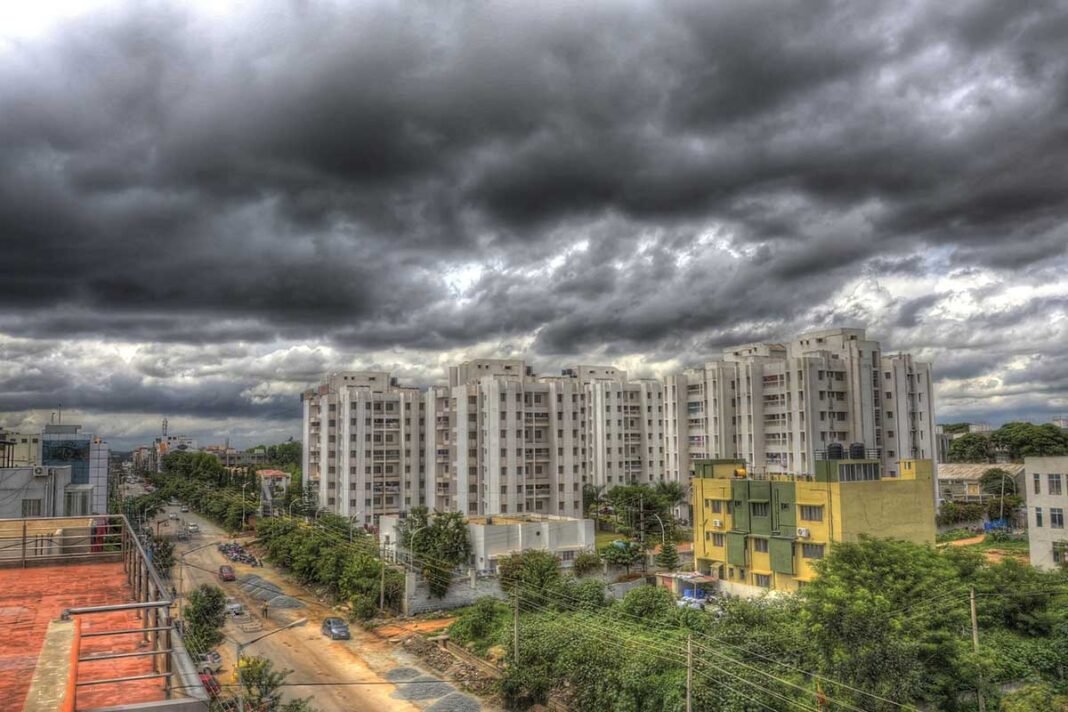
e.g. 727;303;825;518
0;562;167;710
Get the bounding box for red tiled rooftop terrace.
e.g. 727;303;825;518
0;561;167;710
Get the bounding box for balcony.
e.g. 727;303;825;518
0;515;205;711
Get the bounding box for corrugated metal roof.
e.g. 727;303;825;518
937;463;1024;481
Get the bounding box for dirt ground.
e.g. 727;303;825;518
944;533;1030;564
373;618;456;639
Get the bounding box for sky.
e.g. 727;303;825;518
1;0;1067;450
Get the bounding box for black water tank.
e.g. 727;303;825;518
849;442;866;459
826;443;844;460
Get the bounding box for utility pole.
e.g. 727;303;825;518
686;633;693;712
513;588;520;664
639;493;645;547
379;552;386;612
970;587;986;712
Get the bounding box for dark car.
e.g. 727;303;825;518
321;617;350;640
218;565;236;582
199;672;221;698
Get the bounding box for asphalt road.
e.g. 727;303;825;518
161;504;422;712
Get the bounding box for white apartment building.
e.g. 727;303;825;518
305;361;668;523
302;372;427;526
1024;456;1068;570
578;366;666;491
664;328;937;508
305;329;935;523
434;361;588;518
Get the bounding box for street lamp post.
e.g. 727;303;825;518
241;482;250;530
407;525;427;567
235;618;308;712
651;514;667;545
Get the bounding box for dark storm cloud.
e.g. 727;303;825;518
1;0;1068;430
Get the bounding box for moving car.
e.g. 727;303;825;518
321;617;351;640
218;565;236;582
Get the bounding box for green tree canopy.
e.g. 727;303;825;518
991;422;1068;460
184;584;227;651
498;549;561;609
947;432;995;463
398;507;472;598
234;656;316;712
600;540;642;574
980;467;1018;496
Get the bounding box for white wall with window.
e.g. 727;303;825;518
1024;456;1068;570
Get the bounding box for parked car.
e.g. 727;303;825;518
218;565;236;582
187;523;199;533
321;617;350;640
180;505;189;513
196;651;223;674
224;598;244;616
168;512;178;520
199;672;221;698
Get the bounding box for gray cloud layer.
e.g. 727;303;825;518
1;0;1067;446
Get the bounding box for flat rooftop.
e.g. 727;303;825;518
467;514;586;526
0;561;166;710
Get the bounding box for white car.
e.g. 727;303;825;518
187;523;199;533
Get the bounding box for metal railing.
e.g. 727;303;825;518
0;514;205;711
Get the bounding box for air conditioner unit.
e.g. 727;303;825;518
796;527;810;538
32;466;46;477
712;519;723;528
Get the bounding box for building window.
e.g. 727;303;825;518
1049;474;1063;496
751;502;769;517
1036;507;1043;527
21;499;42;517
753;538;769;553
1034;473;1042;495
711;499;723;513
799;505;824;522
1054;544;1068;565
1052;508;1064;529
802;543;825;559
755;574;771;588
712;533;725;547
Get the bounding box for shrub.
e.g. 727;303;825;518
571;551;601;577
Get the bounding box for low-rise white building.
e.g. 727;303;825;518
1024;456;1068;570
380;513;595;574
0;466;77;518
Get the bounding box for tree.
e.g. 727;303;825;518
150;536;175;572
619;585;675;622
233;656;316;711
800;537;972;710
600;541;642;575
979;467;1017;496
399;507;471;598
1000;683;1068;712
498;550;561;609
991;422;1068;460
948;433;995;463
184;584;227;651
656;539;680;571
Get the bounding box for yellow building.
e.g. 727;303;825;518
692;458;935;595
